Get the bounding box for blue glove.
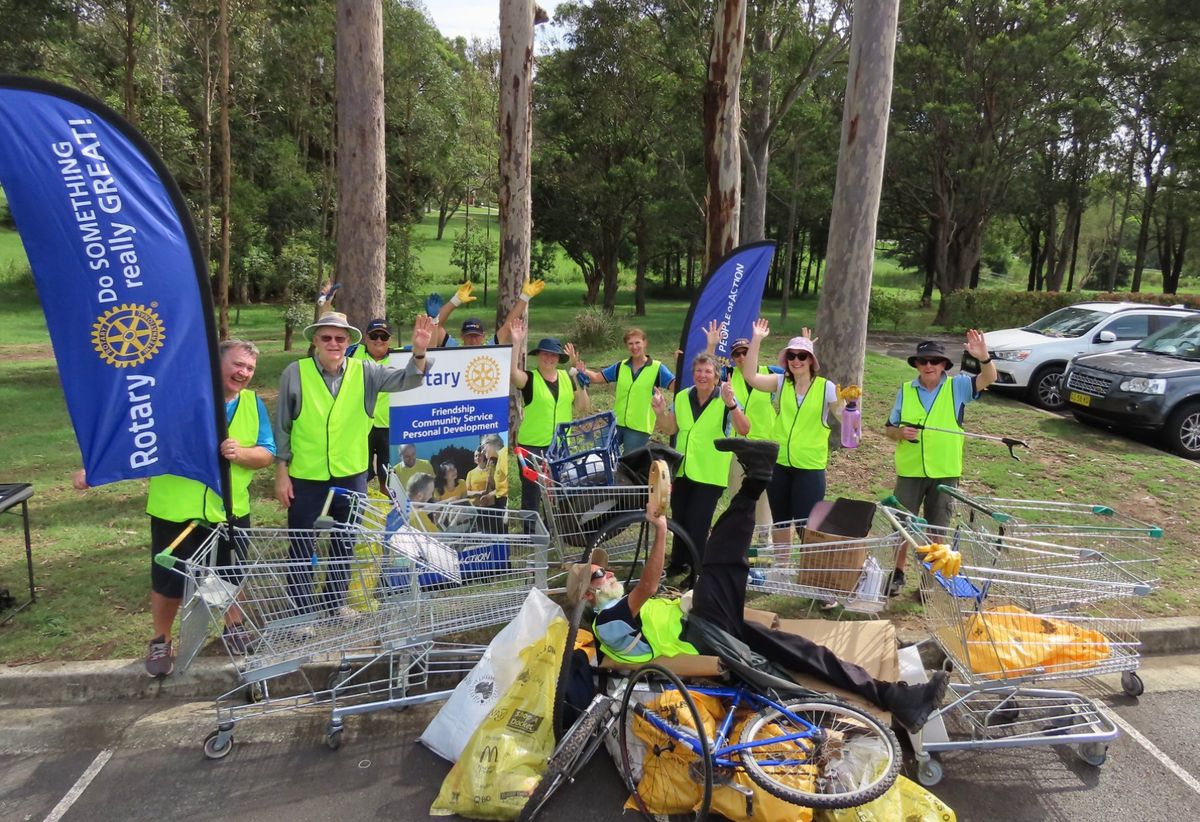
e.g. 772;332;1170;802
425;292;444;318
576;369;591;389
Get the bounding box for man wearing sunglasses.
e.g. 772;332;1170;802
274;311;434;619
884;331;996;595
583;439;948;734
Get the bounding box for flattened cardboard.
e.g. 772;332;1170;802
776;618;899;722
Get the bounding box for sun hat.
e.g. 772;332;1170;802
304;311;362;345
907;340;954;369
777;336;819;370
531;337;570;364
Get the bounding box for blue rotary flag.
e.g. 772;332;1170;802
675;241;776;391
0;77;225;494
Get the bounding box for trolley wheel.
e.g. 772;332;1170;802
588;513;700;591
916;757;943;787
327;664;352;692
326;727;343;751
618;663;712;822
203;729;234;760
740;699;901;810
245;681;267;704
1077;742;1108;767
1121;671;1144;697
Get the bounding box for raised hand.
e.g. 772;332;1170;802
510;316;528;344
522;279;545;300
703;319;722;350
965;328;988;359
752;317;770;340
411;314;435;352
651;386;667;414
454;281;477;305
564;342;578;364
720;379;736;408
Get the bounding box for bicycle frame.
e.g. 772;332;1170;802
635;681;820;770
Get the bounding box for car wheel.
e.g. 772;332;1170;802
1030;365;1066;410
1165;401;1200;459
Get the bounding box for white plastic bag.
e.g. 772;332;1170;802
419;587;564;762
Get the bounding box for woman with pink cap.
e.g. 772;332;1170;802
739;318;842;530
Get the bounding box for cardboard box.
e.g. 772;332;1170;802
776;618;899;722
599;653;724;677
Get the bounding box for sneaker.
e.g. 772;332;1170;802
222;623;251;656
885;671;949;734
145;636;174;678
887;568;906;598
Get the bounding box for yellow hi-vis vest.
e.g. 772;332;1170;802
614;358;659;434
774;376;831;470
594;597;699;665
289;357;370;480
675;387;732;486
519;369;574;448
145;389;260;522
732;367;776;442
895;379;964;478
352;345;390;428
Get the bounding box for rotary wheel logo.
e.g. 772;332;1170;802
91;303;165;367
464;355;501;395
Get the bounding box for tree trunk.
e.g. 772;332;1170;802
703;0;746;271
1131;180;1158;294
335;0;387;329
216;0;231;341
123;0;138;124
1026;225;1039;291
780;144;801;320
634;218;648;316
499;0;536;329
814;0;900;394
1066;205;1083;292
1165;219;1188;294
1108;145;1136;291
741;22;771;244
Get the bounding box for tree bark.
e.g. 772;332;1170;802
335;0;387;329
814;0;899;394
703;0;746;271
123;0;138;124
780;143;801;320
216;0;231;341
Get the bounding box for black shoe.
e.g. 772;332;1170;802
885;671;949;734
887;568;906;597
714;438;779;482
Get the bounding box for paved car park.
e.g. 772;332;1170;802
4;653;1200;821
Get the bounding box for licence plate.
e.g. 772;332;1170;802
1069;391;1091;407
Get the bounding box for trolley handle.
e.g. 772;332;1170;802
934;484;1013;524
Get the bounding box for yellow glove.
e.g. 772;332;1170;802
839;384;862;402
451;281;477;306
521;279;545;301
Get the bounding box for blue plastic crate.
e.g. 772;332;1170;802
547;411;619;486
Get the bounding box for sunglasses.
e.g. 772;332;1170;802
591;567;607;582
914;357;944;366
785;351;812;362
367;332;391;341
732;349;749;357
317;334;349;344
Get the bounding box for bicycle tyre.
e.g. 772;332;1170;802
520;694;615;822
552;595;589;740
618;663;712;822
738;699;900;810
587;513;699;590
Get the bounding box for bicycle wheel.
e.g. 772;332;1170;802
552;595;589;739
520;694;616;822
618;663;712;822
738;699;900;810
588;513;699;590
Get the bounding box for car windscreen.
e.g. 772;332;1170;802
1024;306;1108;337
1134;316;1200;360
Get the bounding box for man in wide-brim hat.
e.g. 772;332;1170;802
275;311;435;618
884;331;996;595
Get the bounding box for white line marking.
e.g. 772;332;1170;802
43;748;114;822
1109;710;1200;796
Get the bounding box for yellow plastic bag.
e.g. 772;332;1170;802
958;604;1110;679
344;539;382;613
816;775;955;822
623;689;718;816
430;616;567;820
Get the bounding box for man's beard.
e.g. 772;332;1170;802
592;577;625;609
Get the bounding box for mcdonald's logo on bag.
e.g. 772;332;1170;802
478;745;500;764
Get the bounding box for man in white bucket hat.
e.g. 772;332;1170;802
275;311;434;619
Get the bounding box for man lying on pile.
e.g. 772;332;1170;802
580;438;947;733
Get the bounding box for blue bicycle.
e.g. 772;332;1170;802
617;663;901;819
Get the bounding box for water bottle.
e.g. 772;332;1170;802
841;400;862;449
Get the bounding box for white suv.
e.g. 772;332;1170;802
962;302;1198;410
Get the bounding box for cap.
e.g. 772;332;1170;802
461;318;485;336
730;338;751;354
365;319;392;337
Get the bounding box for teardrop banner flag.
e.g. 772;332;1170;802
0;76;227;497
675;241;776;391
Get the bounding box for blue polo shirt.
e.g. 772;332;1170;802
887;373;979;427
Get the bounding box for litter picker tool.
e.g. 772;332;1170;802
899;421;1029;460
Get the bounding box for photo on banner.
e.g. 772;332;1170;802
386;345;513;495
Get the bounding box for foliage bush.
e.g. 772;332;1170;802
867;289;909;331
941;289;1200;330
568;307;620;350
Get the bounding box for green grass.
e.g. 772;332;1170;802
1;215;1197;662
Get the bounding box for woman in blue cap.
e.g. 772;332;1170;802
509;317;590;514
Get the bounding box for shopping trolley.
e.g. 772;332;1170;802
746;499;905;614
883;508;1144;786
940;485;1163;590
165;486;550;758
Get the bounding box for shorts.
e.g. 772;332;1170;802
149;514;250;599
